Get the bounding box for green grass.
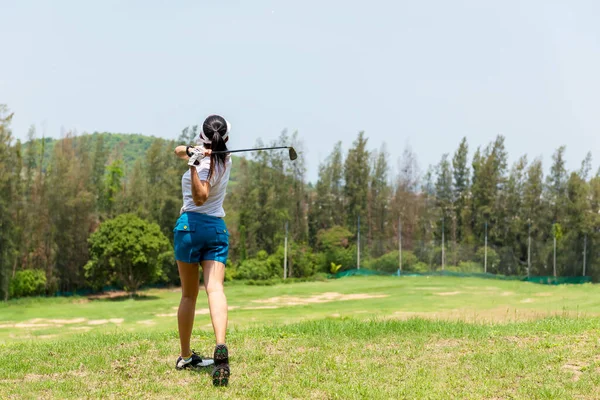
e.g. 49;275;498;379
1;276;600;398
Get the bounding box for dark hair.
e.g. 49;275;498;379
202;115;229;181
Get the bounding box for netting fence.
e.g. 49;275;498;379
326;232;598;284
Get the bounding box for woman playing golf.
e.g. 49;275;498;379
172;114;232;386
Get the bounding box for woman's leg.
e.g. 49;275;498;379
201;260;227;345
177;260;200;357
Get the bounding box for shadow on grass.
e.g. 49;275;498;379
88;294;162;302
190;366;214;376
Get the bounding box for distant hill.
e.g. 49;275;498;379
23;132;157;172
22;132;243;183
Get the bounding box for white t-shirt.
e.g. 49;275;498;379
180;155;232;217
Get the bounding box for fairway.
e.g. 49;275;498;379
2;276;600;399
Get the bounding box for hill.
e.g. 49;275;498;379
22;132;243;182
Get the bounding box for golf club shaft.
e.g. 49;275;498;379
211;146;290;155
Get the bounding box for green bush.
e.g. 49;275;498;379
224;260;237;282
288;244;319;278
367;251;419;273
411;262;430;273
85;214;170;294
475;248;500;272
237;258;272;280
446;261;484;273
9;269;47;298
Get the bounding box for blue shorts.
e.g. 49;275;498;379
173;212;230;264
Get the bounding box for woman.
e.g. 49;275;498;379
172;114;232;387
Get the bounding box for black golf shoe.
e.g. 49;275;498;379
175;350;214;370
212;344;230;387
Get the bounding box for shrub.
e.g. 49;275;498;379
237;258;272;280
9;269;47;298
85;214;170;294
367;251;419;274
475;248;500;272
411;262;430;273
446;261;483;273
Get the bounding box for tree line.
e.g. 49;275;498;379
1;104;599;299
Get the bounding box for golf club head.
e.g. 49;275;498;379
288;147;298;161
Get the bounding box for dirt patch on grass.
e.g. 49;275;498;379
158;306;239;318
36;335;58;339
137;320;156;326
390;307;588;323
251;292;388;306
501;292;514;296
46;318;87;324
535;292;554;297
243;306;280;310
88;318;123;325
435;291;461;296
562;362;586;382
520;298;535;303
87;291;128;300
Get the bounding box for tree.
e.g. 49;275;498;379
452;137;470;242
368;146;390;257
392;144;421;251
0;105;16;300
344;132;370;235
85;214;170;294
103;159;125;218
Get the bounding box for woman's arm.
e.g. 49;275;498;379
190;165;211;206
175;145;200;160
189;148;212;206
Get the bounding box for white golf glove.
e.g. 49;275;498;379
187;147;205;166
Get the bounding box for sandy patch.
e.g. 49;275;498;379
137;320;156;326
158;308;211;318
87;291;128;300
535;292;554;297
88;319;109;325
562;363;586;382
70;327;92;331
0;324;14;329
47;318;87;324
520;298;534;303
87;319;123;325
501;292;514;296
435;291;461;296
330;313;341;317
37;335;58;339
156;313;176;317
15;322;57;328
390;307;590;323
251;292;388;306
243;306;280;310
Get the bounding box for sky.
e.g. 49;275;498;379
1;0;599;183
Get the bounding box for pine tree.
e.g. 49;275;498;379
344;132;370;236
0;105;15;300
452;137;470;242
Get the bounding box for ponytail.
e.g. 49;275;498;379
205;120;228;182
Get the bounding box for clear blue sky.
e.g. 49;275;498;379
2;0;599;182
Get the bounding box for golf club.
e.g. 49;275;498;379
212;146;298;161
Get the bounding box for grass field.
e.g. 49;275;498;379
1;276;600;399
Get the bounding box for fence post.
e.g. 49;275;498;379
484;221;488;274
583;234;587;277
357;215;361;270
283;221;288;279
398;217;402;276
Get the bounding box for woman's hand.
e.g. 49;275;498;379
194;146;212;157
187;147;212;166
